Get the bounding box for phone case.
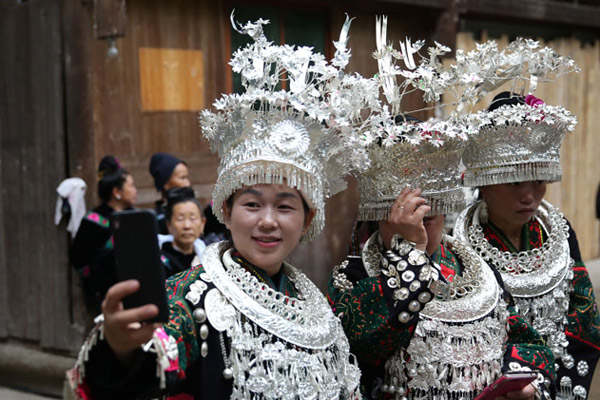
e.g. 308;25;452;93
474;372;537;400
112;209;169;323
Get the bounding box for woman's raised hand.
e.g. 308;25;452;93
102;280;161;365
379;187;430;252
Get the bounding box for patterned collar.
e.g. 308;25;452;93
483;219;545;252
431;243;462;282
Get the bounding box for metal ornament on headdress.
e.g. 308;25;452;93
200;15;376;241
454;38;579;187
462;101;577;187
357;16;469;220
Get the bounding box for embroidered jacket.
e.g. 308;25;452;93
328;231;556;399
67;241;361;399
457;200;600;399
71;204;117;313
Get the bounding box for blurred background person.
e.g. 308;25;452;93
149;152;190;234
160;187;207;277
71;155;137;314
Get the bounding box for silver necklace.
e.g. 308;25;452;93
455;200;574;364
467;199;569;276
202;242;361;399
363;233;508;399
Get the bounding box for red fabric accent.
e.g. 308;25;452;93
440;265;455;282
566;330;600;351
168;394;194;400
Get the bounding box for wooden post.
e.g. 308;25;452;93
433;1;458;57
93;0;126;39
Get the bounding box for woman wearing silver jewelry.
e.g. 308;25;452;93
66;16;374;400
454;92;600;400
328;114;555;400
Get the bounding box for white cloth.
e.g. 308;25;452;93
55;177;87;238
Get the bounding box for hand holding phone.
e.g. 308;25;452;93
102;280;162;364
112;209;169;323
474;371;537;400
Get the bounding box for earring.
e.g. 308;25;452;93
115;194;122;201
479;200;488;224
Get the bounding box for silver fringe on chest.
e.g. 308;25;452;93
202;242;361;400
365;236;508;399
455;201;588;399
455;200;573;361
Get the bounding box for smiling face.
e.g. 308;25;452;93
168;201;206;252
223;184;315;275
480;181;547;228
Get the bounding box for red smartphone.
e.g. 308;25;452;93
474;371;537;400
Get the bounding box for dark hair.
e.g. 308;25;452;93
97;155;129;203
487;91;525;112
165;187;203;221
393;114;421;124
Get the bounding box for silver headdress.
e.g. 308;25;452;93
462;99;577;187
455;38;579;187
200;15;376;240
357;17;470;221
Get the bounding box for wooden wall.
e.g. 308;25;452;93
0;0;81;352
449;32;600;261
65;0;227;208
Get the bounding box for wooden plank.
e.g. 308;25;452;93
375;0;447;10
463;0;600;28
433;4;460;57
0;0;40;342
93;0;126;39
139;48;205;112
0;8;7;338
0;0;79;351
375;0;600;28
62;0;103;345
29;0;75;351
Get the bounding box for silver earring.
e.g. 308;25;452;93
480;200;488;224
116;194;122;200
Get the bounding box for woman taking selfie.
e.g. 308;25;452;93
68;16;376;399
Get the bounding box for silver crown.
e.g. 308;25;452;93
200;15;375;240
357;17;468;220
358;122;467;220
462;101;577;187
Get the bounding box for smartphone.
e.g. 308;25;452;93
474;371;538;400
112;209;169;323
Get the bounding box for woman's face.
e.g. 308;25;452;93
480;181;547;227
116;174;138;207
165;163;191;191
168;201;206;250
424;215;445;256
223;184;315;275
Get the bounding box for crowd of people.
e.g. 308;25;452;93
64;15;599;400
70;153;227;315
